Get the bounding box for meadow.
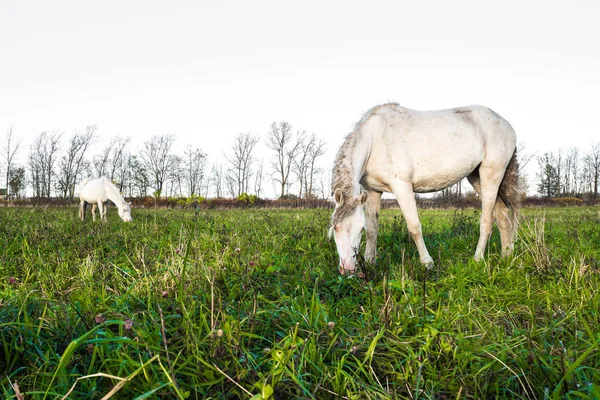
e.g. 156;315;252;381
0;206;599;399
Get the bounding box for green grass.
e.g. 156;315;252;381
1;206;599;399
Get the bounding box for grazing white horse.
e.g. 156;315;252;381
78;177;132;222
330;103;519;275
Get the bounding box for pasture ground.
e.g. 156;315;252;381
1;206;599;399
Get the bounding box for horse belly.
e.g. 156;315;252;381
80;181;108;204
411;155;480;193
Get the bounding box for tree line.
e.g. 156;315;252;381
2;124;599;201
534;145;600;199
1;122;328;201
434;142;600;201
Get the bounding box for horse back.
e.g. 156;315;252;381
360;104;515;192
79;177;108;203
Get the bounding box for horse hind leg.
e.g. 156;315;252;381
468;170;513;257
471;166;507;261
92;204;97;221
79;200;85;220
493;200;514;256
97;202;107;222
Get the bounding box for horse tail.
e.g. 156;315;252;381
497;148;520;238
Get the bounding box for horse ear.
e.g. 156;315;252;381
328;225;334;240
333;188;344;205
359;191;368;205
128;201;132;206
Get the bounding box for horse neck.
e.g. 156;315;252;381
104;180;126;206
333;131;370;197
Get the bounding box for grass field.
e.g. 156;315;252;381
1;206;599;399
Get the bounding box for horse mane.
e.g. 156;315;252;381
330;103;400;227
101;177;126;205
331;131;358;197
331;102;401;197
330;131;359;227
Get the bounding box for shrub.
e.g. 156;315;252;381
552;197;584;206
237;192;258;205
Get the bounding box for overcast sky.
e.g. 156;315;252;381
1;0;599;196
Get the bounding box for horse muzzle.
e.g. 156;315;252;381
338;259;357;275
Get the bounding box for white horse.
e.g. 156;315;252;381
330;103;519;275
78;177;132;222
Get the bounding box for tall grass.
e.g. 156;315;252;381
1;206;599;399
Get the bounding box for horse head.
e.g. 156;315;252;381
118;202;133;222
329;188;368;275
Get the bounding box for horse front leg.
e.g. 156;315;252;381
92;204;97;222
391;181;434;268
79;200;85;220
364;190;382;264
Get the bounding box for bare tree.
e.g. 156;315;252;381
109;137;131;186
563;147;579;196
225;172;237;198
517;141;537;171
225;132;259;197
583;142;600;199
316;168;331;200
211;163;224;198
183;145;207;196
29;149;42;198
254;158;264;197
516;141;536;195
555;148;563;196
93;136;131;183
139;134;176;196
292;132;327;198
93;137;116;178
266;122;301;198
2;126;22;199
57;125;96;199
305;134;327;198
292;132;309;197
129;155;150;197
29;131;62;198
201;171;211;197
119;152;133;196
166;155;184;197
113;148;133;193
104;149;132;195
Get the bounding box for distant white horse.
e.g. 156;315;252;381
79;177;132;222
330;103;519;275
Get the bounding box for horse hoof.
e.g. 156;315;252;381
420;256;434;269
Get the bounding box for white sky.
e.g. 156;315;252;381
1;0;599;196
